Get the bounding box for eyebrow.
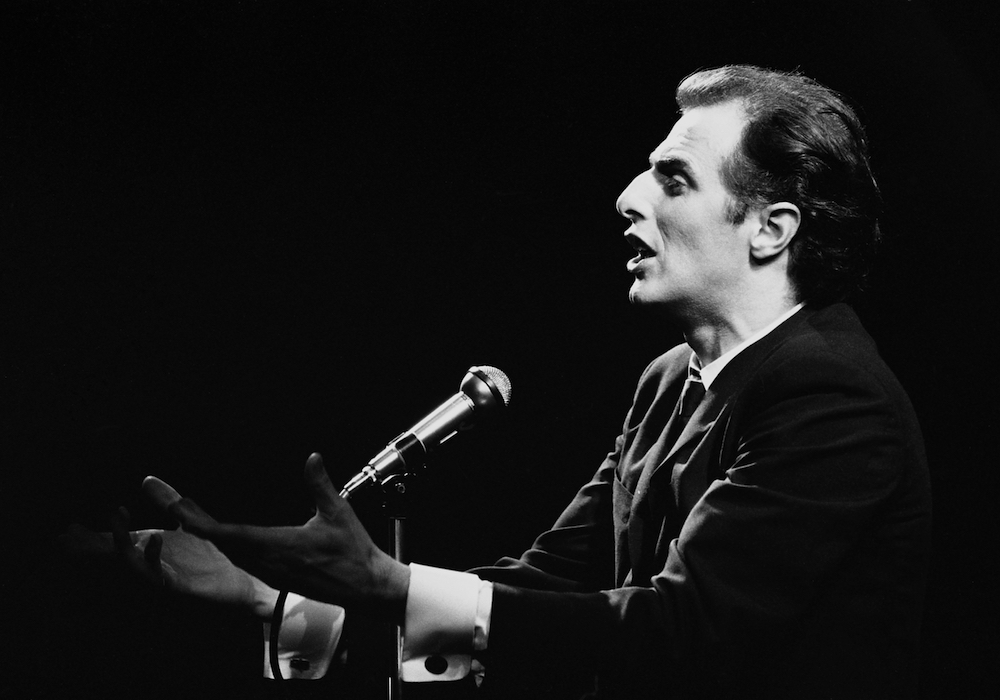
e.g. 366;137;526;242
649;154;699;188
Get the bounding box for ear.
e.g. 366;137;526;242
749;202;801;261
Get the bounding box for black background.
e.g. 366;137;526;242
3;1;997;697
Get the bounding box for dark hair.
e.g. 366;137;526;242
675;65;882;305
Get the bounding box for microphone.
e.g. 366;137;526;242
339;365;512;499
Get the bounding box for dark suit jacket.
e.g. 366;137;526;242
472;304;932;699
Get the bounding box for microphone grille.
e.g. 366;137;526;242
476;365;512;407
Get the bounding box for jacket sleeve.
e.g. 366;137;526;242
467;355;673;594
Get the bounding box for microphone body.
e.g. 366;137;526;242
339;366;511;499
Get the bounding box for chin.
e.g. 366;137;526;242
628;292;659;309
628;282;678;312
628;281;655;305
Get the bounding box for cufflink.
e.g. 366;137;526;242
424;655;448;675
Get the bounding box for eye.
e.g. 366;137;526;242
663;177;685;195
653;161;689;195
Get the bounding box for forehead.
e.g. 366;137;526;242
648;102;747;176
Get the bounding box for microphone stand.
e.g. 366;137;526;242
380;472;413;700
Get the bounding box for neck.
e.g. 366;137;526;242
681;295;800;366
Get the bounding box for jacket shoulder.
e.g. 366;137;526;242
761;304;900;393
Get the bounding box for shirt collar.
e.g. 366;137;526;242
692;303;805;389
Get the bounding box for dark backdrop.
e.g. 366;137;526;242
3;1;997;698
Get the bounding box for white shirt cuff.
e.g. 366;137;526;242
400;563;493;682
262;593;345;680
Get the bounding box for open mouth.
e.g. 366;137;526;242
625;236;655;274
627;236;655;261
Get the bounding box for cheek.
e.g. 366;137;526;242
655;218;700;261
663;202;736;255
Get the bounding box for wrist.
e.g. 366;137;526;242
373;554;410;623
250;576;281;620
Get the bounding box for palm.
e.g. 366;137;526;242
153;529;257;605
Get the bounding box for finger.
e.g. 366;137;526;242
303;452;342;517
110;506;133;554
142;476;183;513
144;532;164;580
168;497;220;539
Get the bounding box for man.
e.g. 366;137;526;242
114;65;932;698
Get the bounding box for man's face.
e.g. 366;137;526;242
616;101;757;319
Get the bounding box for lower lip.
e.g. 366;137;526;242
626;254;650;273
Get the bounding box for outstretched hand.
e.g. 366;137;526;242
61;487;279;620
156;453;410;623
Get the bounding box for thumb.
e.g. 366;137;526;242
303;452;342;517
144;531;163;571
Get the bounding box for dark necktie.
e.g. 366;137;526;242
678;367;706;425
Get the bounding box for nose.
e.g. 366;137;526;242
615;171;647;221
